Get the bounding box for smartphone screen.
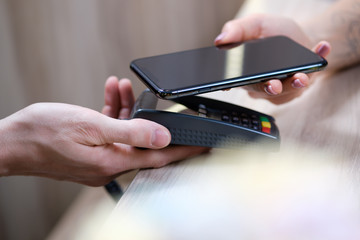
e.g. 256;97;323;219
130;36;327;99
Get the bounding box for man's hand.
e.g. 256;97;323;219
0;77;208;186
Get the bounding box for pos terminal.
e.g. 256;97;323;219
130;89;280;148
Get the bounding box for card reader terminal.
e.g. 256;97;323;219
131;89;280;148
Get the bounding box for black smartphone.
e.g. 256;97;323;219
130;36;327;99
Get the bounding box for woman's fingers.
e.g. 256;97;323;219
313;41;331;58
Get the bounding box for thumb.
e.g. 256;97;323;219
214;14;265;46
97;117;171;149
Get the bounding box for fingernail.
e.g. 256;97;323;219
316;43;330;57
264;85;278;95
291;79;305;88
151;129;171;148
214;32;227;43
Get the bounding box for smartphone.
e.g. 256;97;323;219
130;36;327;99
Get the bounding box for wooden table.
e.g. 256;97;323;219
96;66;360;239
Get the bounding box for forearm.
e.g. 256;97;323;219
302;0;360;71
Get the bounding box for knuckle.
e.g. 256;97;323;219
223;20;237;31
127;120;153;146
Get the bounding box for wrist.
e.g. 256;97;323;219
0;109;38;177
0;116;16;176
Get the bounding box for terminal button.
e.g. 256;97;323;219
260;116;272;134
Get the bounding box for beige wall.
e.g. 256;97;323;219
0;0;243;239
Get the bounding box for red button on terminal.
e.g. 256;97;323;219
262;127;271;134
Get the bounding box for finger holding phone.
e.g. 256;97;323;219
215;14;331;105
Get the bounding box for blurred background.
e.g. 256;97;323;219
0;0;244;239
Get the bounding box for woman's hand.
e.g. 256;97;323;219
215;14;331;104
